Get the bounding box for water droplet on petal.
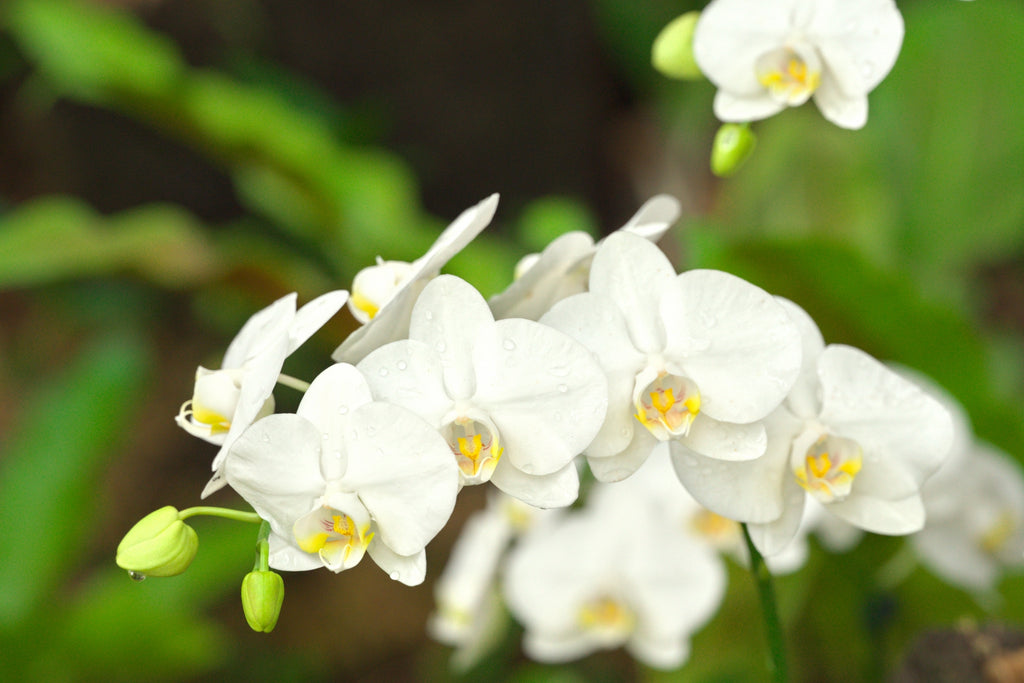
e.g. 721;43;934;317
861;61;874;79
520;463;535;474
338;405;349;415
557;384;568;393
503;338;516;351
389;571;400;581
424;310;434;320
378;367;389;377
396;360;407;371
261;432;271;443
128;571;147;582
332;450;343;460
435;340;447;353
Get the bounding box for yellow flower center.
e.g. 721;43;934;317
756;45;821;106
294;504;374;572
578;595;634;645
979;511;1016;555
793;433;863;503
445;417;503;484
634;372;701;441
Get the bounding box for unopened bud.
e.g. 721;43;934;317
711;123;757;177
116;506;198;578
241;570;284;633
652;12;702;80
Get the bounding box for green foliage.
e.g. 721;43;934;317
1;0;1023;681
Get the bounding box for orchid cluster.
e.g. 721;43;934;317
116;186;998;672
110;1;1019;677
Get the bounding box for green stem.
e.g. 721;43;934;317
253;520;271;572
742;524;788;683
178;506;262;524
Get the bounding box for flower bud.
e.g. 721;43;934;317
241;570;285;633
710;123;757;177
651;12;702;80
116;506;199;578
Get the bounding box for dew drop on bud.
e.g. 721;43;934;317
128;570;147;582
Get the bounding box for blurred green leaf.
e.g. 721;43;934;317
0;197;221;289
515;196;596;253
0;334;151;629
5;0;184;103
52;517;256;682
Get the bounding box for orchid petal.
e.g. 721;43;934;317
339;402;459;555
359;339;452;426
588;232;675;354
366;543;427;587
223;414;324;539
827;492;925;535
223;293;296;369
410;274;493;400
473;318;607;475
286;290;349;354
489;459;579;509
665;269;801;424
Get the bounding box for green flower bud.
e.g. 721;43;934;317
710;123;757;177
652;12;703;80
116;506;199;578
241;570;284;633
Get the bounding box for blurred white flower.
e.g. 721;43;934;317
693;0;904;129
429;492;561;669
489;195;680;321
333;194;499;364
359;275;608;508
914;443;1024;593
503;477;726;669
223;363;459;586
541;231;802;482
175;290;349;498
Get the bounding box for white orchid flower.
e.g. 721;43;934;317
174;290;349;498
694;0;904;129
540;231;802;482
675;300;954;552
222;363;459;586
502;486;726;670
358;274;608;508
913;442;1024;594
429;491;561;668
333;194;499;364
489;195;681;321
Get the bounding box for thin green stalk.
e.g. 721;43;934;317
742;523;788;683
253;520;271;572
178;506;262;524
